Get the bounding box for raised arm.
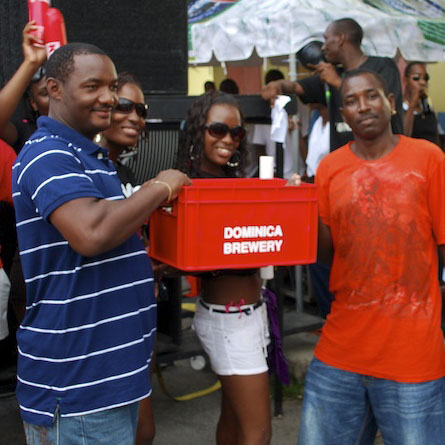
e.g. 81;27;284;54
0;22;46;145
312;62;342;90
403;80;423;138
261;79;305;105
50;169;192;257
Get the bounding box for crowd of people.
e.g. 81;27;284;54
0;14;444;445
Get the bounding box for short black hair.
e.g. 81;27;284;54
340;69;389;103
265;69;284;85
404;61;425;78
204;81;216;92
116;72;143;93
219;78;239;94
332;18;363;47
46;42;107;84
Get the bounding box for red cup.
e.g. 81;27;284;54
27;0;50;43
45;8;67;57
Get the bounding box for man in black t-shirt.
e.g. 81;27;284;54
262;17;404;151
262;17;405;320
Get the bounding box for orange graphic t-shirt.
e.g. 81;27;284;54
315;135;445;382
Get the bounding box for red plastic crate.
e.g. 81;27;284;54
149;178;318;271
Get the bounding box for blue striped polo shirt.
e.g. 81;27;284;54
12;116;156;426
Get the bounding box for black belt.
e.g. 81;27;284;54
199;299;263;314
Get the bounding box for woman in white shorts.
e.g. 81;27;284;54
177;91;272;444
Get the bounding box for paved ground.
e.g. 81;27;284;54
0;329;388;445
0;275;318;445
151;359;302;444
0;337;306;445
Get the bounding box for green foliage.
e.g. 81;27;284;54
270;375;305;400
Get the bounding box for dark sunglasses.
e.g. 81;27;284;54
410;73;429;82
32;66;46;83
205;122;246;142
115;98;149;119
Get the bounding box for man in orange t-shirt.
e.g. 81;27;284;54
298;69;445;444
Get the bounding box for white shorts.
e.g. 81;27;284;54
193;299;270;376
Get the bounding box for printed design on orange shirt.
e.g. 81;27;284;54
331;161;432;318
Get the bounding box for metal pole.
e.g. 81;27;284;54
272;268;284;417
288;53;297;82
273;141;284;416
275;142;284;179
295;265;303;312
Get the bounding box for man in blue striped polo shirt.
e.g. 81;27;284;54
12;43;191;444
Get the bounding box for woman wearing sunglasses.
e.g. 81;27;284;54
403;61;441;147
99;72;148;192
177;92;272;445
99;72;155;445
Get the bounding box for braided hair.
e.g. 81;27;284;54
177;92;249;178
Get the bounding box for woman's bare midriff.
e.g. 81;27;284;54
201;272;262;305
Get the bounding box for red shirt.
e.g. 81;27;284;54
315;135;445;382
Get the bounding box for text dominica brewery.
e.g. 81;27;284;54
223;225;284;255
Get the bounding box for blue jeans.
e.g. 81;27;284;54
298;358;445;445
23;402;139;444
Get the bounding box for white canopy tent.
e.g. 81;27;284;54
189;0;445;65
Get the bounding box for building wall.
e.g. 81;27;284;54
188;61;445;114
188;66;215;95
427;62;445;113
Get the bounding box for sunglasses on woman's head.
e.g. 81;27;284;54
205;122;246;142
410;73;429;82
32;66;46;83
114;98;149;119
